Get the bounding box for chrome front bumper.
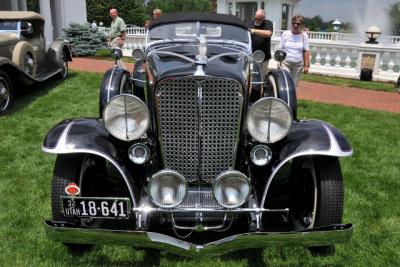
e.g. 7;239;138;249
44;221;353;258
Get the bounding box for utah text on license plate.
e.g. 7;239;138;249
61;197;131;219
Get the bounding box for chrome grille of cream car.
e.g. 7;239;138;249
157;78;243;182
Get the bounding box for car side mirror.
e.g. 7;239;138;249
132;49;144;60
21;21;33;34
111;47;123;60
251;50;265;63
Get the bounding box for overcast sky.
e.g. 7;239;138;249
297;0;397;33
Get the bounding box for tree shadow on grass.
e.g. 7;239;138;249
1;72;78;117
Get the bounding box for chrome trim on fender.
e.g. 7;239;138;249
107;68;117;102
281;70;291;108
42;122;137;207
260;121;353;207
44;220;353;258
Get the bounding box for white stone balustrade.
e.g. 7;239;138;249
100;27;400;82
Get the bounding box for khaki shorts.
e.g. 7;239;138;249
281;60;304;88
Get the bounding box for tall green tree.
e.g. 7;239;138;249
26;0;40;13
86;0;147;27
145;0;211;18
388;2;400;35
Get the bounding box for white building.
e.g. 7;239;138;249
217;0;301;30
0;0;87;48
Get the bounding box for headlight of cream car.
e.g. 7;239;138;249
246;97;292;143
104;94;150;141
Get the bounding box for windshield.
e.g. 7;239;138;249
0;21;19;33
148;22;249;44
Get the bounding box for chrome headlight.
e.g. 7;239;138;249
213;171;251;208
246;97;292;143
128;143;150;164
149;170;187;208
103;94;150;141
250;145;272;166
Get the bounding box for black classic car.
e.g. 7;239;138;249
0;11;72;112
43;13;353;257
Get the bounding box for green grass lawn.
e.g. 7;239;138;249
0;70;399;266
301;73;398;93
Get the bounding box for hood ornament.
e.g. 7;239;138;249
195;35;207;64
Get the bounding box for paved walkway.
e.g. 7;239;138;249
70;57;400;114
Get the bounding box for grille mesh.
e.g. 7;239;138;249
157;78;242;182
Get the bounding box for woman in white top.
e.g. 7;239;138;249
278;14;310;88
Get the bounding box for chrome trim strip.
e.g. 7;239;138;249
132;207;289;213
282;70;291;108
42;123;137;207
207;52;247;63
107;68;117;102
260;121;353;207
233;83;244;168
197;82;203;182
44;220;353;258
148;50;195;63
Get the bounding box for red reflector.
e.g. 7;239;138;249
65;183;80;196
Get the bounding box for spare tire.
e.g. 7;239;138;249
12;41;37;77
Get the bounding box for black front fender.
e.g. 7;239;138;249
42;118;139;207
260;119;353;207
42;118;118;159
280;119;353;160
99;68;131;116
268;69;297;119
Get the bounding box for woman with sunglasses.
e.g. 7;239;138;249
278;14;310;88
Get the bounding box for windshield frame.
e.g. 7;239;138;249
146;21;251;52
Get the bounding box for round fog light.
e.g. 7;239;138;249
250;145;272;166
128;144;150;164
213;171;251;208
149;170;187;208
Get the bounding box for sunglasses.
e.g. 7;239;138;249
292;22;301;26
254;17;264;21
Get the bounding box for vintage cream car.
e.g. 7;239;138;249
0;11;72;111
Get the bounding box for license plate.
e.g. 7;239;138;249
61;197;130;219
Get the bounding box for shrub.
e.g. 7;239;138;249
94;49;111;57
58;23;109;57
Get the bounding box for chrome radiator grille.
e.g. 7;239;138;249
157;78;242;183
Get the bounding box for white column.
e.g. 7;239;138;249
288;4;293;24
232;1;237;15
217;0;229;14
40;0;53;50
265;0;281;30
257;1;262;10
10;0;18;10
18;0;27;10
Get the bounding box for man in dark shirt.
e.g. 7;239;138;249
249;9;273;80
